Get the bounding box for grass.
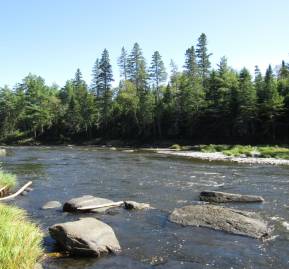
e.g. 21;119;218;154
170;144;182;151
199;144;289;159
0;171;16;190
0;204;43;269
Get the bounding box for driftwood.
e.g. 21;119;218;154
0;181;32;201
77;201;124;211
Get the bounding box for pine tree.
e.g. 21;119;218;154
277;60;289;97
98;49;114;130
196;33;212;85
236;68;257;136
127;43;147;91
149;51;167;97
259;65;284;140
184;46;198;79
91;59;101;97
118;47;128;81
149;51;167;137
74;68;84;87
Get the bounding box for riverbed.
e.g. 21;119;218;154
1;146;289;269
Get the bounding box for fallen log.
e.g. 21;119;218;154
0;181;32;201
77;201;124;211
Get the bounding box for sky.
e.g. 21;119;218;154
0;0;288;88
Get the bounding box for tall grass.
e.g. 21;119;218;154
0;171;16;189
0;204;43;269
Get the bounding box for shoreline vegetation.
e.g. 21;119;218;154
0;171;43;269
1;33;289;146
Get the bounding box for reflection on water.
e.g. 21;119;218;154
1;146;289;269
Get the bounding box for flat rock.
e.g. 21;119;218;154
124;201;152;210
49;217;121;256
200;191;264;203
169;205;270;239
63;195;114;213
42;200;62;209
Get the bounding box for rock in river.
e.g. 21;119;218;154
49;218;121;256
124;201;152;210
63;195;115;213
169;205;270;239
200;191;264;203
0;148;6;156
42;200;62;210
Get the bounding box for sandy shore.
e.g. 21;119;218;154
156;149;289;166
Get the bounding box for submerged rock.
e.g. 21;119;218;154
42;201;62;210
49;218;121;256
169;205;270;239
21;191;28;196
63;195;114;213
124;201;152;210
200;191;264;203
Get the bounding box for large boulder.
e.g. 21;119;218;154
63;195;115;213
49;218;121;256
169;205;270;239
200;191;264;203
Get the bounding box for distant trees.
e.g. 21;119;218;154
1;33;289;144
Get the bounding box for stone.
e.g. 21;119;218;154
42;201;62;210
169;205;270;239
124;201;152;210
0;148;6;156
200;191;264;203
63;195;114;213
21;191;28;196
49;218;121;256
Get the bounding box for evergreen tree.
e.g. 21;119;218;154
98;49;114;130
74;68;84;87
259;65;284;140
149;51;167;137
235;68;257;136
196;33;212;85
91;59;101;97
184;46;199;79
127;43;147;91
118;47;128;81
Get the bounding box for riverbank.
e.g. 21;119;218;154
156;149;289;165
0;171;43;269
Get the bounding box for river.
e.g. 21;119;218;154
1;146;289;269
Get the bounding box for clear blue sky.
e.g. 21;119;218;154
0;0;288;88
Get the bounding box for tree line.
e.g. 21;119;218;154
1;33;289;144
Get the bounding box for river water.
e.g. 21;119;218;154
0;146;289;269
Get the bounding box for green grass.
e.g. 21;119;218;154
0;171;16;189
170;144;182;151
0;204;43;269
199;144;289;159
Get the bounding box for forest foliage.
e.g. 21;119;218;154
1;33;289;144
